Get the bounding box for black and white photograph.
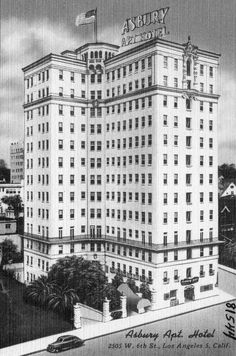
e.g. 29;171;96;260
0;1;236;355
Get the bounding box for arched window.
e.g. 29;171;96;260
95;51;98;59
90;51;94;59
99;51;102;58
187;58;191;76
105;52;107;60
109;52;111;58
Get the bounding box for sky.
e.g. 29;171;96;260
0;0;236;166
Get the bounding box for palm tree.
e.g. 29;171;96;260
47;284;79;320
23;276;54;306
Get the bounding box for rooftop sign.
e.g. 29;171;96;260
121;7;169;47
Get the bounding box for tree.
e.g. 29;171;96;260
0;160;10;183
0;239;18;268
218;164;236;180
1;195;22;220
139;282;152;301
112;271;124;289
47;284;79;320
23;276;54;307
48;256;108;308
126;278;139;294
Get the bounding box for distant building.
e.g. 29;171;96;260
220;182;236;197
219;195;236;242
0;216;22;251
10;142;24;183
0;183;24;214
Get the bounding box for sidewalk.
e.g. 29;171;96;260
1;288;235;356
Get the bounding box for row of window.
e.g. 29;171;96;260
163;135;213;148
162;154;214;167
107;76;152;97
107;115;152;131
106;56;152;82
106;192;152;204
163;264;214;283
26;69;49;89
162;210;214;224
59;70;85;83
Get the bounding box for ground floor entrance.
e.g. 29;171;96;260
184;285;195;301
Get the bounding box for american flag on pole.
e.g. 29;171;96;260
75;9;96;26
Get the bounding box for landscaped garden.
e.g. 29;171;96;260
0;271;71;349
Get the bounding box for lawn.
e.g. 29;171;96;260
0;272;72;349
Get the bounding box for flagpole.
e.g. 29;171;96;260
94;8;97;42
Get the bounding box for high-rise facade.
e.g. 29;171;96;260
23;37;221;309
10;141;24;183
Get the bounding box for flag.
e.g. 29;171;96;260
75;9;96;26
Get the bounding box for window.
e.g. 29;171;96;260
163;75;168;86
186;98;191;110
200;101;204;112
200;64;204;76
200;192;204;203
163;193;168;205
174;174;178;185
186;136;192;148
163;115;168;126
174;154;178;165
186;117;191;129
186;174;191;185
200;137;204;148
186;211;192;223
163;212;168;224
59;70;63;80
187;58;191;76
174;97;178;108
163;56;168;68
200;210;204;222
186;155;192;167
163;95;167;106
59;105;63;115
174;58;178;70
163;154;168;165
174;136;178;146
209;66;213;77
174;116;178;127
209;210;213;220
163;134;168;146
58;210;63;219
186;267;191;278
200;174;204;185
163;174;167;185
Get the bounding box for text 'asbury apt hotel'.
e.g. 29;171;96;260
22;10;221;309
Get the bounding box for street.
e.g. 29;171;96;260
32;299;236;356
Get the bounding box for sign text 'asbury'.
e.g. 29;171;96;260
121;7;169;35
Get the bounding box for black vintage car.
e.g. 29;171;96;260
47;335;84;353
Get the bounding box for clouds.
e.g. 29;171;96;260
0;14;236;166
218;71;236;164
0;17;79;165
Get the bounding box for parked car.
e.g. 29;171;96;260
47;335;84;353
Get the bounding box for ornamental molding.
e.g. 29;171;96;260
183;36;198;60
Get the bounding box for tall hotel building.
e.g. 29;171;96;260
23;36;221;309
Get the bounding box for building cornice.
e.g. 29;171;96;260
22;53;86;73
105;37;221;65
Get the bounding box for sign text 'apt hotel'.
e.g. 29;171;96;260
121;7;169;46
